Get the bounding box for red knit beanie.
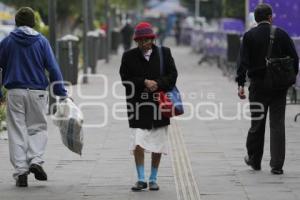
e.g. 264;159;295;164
133;22;156;41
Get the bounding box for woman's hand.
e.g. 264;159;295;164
144;79;158;92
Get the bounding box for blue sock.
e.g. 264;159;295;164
149;167;158;183
136;165;145;182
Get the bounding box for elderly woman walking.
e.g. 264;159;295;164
119;22;178;191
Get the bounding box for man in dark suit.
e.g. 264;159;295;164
236;3;299;175
120;19;134;51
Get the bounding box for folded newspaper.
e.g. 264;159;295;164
52;98;84;155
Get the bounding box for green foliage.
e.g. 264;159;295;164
1;0;47;10
34;11;49;38
200;0;223;19
180;0;245;20
56;0;81;19
108;0;138;10
94;0;138;24
1;0;81;20
1;0;49;18
180;0;223;19
2;0;139;27
223;0;245;20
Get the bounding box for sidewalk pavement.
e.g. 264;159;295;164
0;43;300;200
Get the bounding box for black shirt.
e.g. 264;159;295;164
236;22;299;87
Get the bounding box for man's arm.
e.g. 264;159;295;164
236;33;251;99
281;31;299;75
236;35;250;87
43;38;67;97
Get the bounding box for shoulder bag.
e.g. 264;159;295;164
264;26;296;90
157;47;184;118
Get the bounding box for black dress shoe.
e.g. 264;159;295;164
16;174;28;187
131;181;147;191
271;168;284;175
149;182;160;191
244;156;261;170
29;164;47;181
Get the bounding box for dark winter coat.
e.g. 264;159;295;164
119;45;178;129
236;22;299;87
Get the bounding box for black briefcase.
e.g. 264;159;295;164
264;56;296;90
264;26;296;90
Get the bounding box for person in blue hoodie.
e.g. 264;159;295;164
0;7;67;187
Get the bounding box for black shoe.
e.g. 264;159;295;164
131;181;147;191
149;182;159;191
271;168;284;175
244;156;261;170
29;164;47;181
16;174;28;187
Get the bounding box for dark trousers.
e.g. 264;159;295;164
247;86;287;169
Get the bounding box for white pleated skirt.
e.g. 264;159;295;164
129;126;169;155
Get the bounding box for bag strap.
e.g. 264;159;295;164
266;25;277;60
158;46;164;75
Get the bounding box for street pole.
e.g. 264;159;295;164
137;0;143;18
48;0;57;114
195;0;200;18
105;0;110;63
87;0;95;30
82;0;89;83
245;0;249;30
48;0;57;54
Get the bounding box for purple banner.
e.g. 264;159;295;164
203;31;227;59
221;18;245;33
249;0;300;37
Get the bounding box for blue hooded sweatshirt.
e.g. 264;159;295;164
0;27;67;97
